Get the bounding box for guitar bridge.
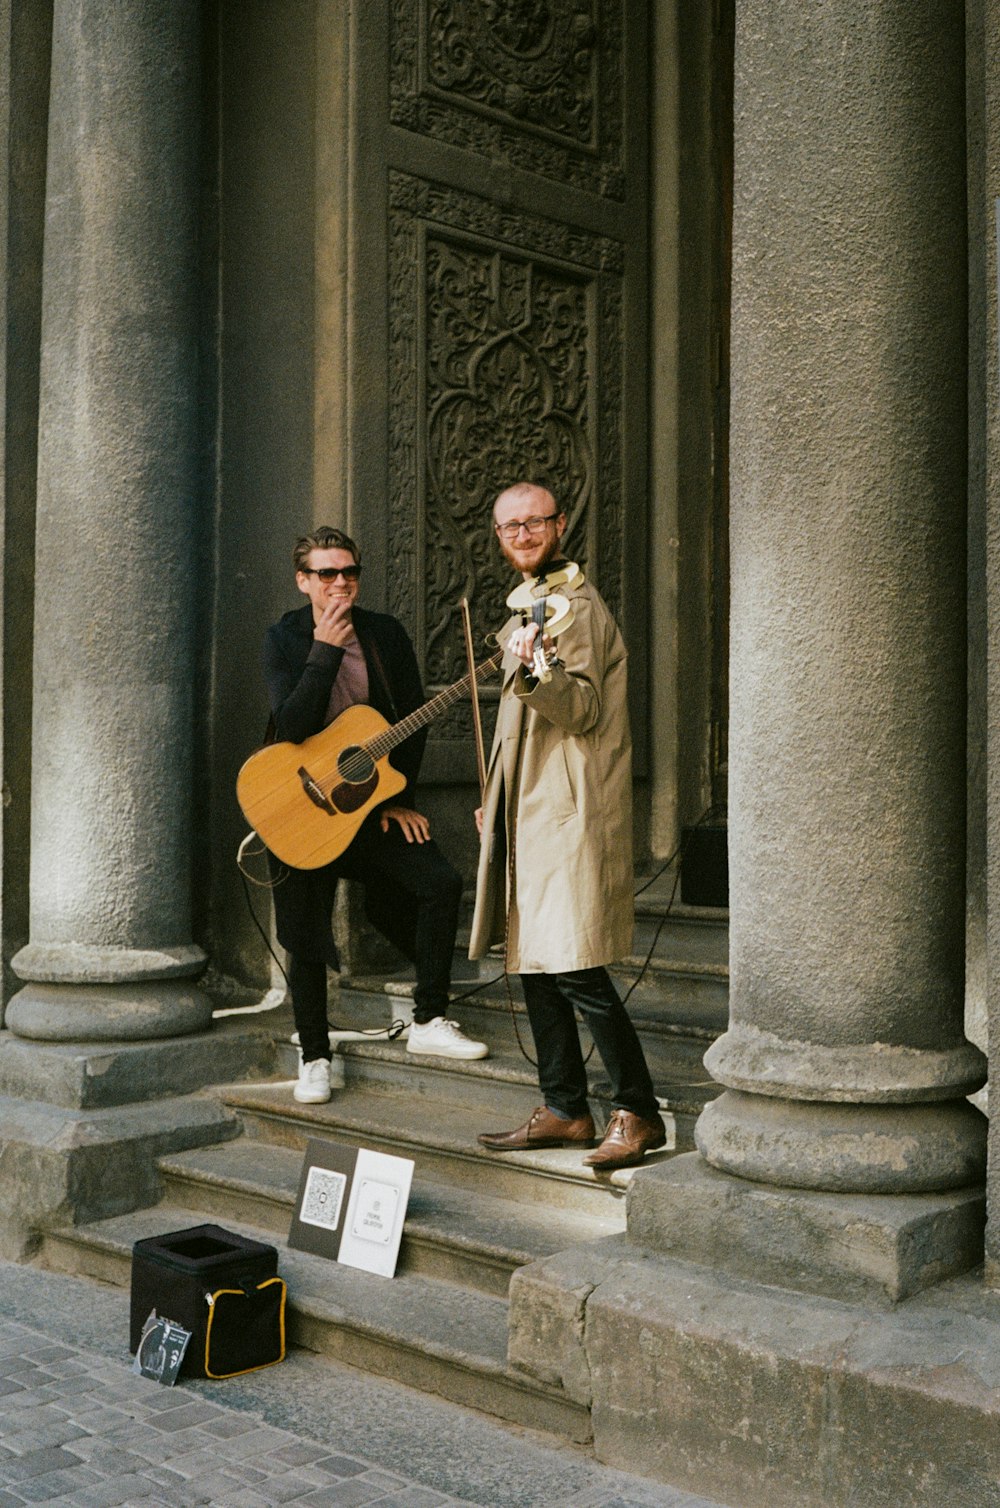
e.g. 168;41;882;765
298;766;334;814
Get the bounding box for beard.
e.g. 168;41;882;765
498;528;565;577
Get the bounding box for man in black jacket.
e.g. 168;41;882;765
264;526;487;1104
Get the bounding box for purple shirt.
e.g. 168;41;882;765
324;634;369;725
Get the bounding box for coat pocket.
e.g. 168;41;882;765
551;741;579;825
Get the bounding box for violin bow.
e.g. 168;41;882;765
460;596;488;802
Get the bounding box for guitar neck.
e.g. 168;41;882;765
365;649;504;761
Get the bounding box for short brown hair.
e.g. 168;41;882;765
293;526;360;573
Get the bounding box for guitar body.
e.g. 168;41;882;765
236;703;407;870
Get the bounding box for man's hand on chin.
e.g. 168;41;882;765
313;598;355;647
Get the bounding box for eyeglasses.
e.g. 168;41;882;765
495;513;561;540
300;565;361;582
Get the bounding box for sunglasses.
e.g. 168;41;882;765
300;565;361;582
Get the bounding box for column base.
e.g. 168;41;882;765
705;1022;987;1102
0;1019;279;1259
12;941;207;983
508;1235;1000;1507
626;1152;985;1305
0;1091;240;1262
0;1021;278;1109
5;979;213;1042
697;1088;987;1193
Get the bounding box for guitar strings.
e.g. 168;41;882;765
313;650;504;795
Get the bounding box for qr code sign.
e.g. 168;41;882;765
300;1166;347;1230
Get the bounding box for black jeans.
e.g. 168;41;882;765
520;967;660;1122
275;816;462;1063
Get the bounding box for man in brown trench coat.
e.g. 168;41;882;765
470;483;666;1170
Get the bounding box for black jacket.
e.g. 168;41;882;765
263;603;427;805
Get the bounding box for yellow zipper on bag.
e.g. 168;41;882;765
203;1276;287;1378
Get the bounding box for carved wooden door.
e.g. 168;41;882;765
348;0;648;783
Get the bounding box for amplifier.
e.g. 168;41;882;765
681;824;728;909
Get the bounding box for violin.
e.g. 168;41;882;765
505;560;585;683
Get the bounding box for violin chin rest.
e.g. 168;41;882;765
505;559;585;612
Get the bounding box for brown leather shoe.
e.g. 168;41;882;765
583;1109;667;1171
478;1106;596;1152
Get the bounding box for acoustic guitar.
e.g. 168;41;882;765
237;649;504;870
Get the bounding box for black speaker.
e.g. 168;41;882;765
130;1224;285;1379
681;824;728;909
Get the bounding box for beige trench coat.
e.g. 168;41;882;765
468;578;634;974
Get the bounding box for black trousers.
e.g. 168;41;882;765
520;967;660;1123
272;815;462;1063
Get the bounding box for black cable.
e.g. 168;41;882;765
633;847;682;899
621;804;720;1004
448;971;505;1003
239;865;289;992
620;855;683;1005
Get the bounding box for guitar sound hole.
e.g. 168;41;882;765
338;744;376;785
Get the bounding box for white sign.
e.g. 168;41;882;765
289;1138;414;1279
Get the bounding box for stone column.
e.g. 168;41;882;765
0;0;51;1011
983;0;1000;1286
6;0;211;1041
629;0;986;1301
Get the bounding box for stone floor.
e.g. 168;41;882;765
0;1261;727;1508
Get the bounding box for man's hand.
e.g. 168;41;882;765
380;805;431;843
475;806;484;836
313;598;356;647
507;620;554;668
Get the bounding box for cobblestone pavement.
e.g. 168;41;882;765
0;1264;727;1508
0;1320;467;1506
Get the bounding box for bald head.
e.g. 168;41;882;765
493;482;556;522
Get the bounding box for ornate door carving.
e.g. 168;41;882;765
349;0;647;777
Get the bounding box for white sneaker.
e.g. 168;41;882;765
294;1058;332;1103
405;1017;488;1060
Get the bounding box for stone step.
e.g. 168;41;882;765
221;1079;678;1216
273;1023;716;1129
234;890;729;1046
452;872;729;956
346;992;717;1114
437;967;728;1037
155;1139;624;1299
36;1204;591;1444
0;1087;244;1259
339;965;729;1048
631;874;728;922
450;924;729;992
611;967;728;1036
454;869;729;954
626;905;728;970
258;989;720;1129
